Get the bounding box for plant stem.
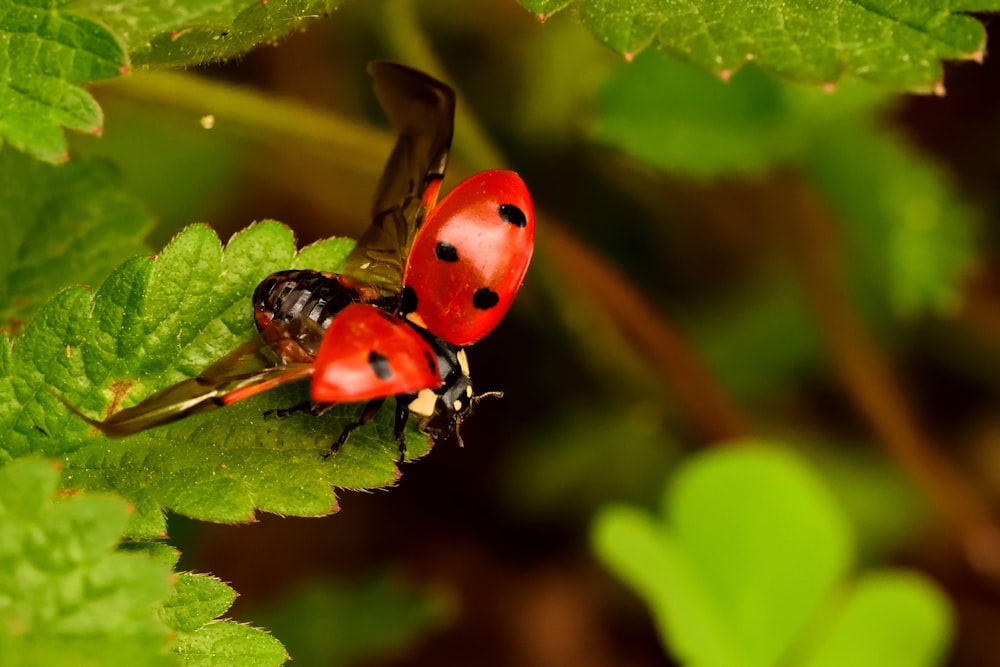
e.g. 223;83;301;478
95;70;393;181
784;174;1000;580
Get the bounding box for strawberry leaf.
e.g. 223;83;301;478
523;0;999;92
74;0;345;68
1;223;431;539
0;0;126;162
0;458;174;666
165;574;287;667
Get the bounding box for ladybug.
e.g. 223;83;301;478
65;62;535;460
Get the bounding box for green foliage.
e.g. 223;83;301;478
74;0;344;68
519;0;997;92
166;575;287;667
0;149;152;331
594;52;975;316
593;446;953;667
0;0;125;162
1;223;429;538
1;0;993;664
0;458;174;667
255;577;448;666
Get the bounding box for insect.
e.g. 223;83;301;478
65;62;535;459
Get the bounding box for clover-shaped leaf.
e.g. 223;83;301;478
593;445;953;667
1;223;431;539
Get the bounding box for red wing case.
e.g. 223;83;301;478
312;303;441;404
402;170;535;346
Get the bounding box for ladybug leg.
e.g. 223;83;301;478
325;398;386;458
393;399;411;462
263;401;312;419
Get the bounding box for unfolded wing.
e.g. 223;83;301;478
340;62;456;295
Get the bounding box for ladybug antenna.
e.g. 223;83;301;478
471;390;504;406
450;391;503;448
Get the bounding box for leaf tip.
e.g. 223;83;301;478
971;49;985;64
823;82;836;94
537;12;548;22
719;69;732;83
119;65;131;76
623;51;635;63
933;81;946;97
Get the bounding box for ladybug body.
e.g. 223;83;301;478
67;62;532;460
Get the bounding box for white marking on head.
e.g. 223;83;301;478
408;388;437;417
456;349;470;376
406;312;428;329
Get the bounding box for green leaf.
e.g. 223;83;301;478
255;576;448;667
593;52;976;317
164;574;287;667
522;0;997;92
0;223;431;538
0;148;152;332
0;458;174;667
74;0;345;68
0;0;126;162
592;52;890;178
592;445;954;666
805;128;976;316
175;621;288;667
803;572;952;667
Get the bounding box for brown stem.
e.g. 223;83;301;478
543;220;749;443
783;175;1000;579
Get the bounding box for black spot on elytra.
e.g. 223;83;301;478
473;287;500;310
401;286;418;314
498;204;526;228
435;241;459;262
368;351;392;381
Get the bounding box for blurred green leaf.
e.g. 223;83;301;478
802;573;952;667
688;277;821;402
521;0;996;92
594;52;975;316
501;406;678;520
592;53;889;178
806;128;976;316
75;0;344;67
0;223;430;539
255;576;448;666
0;458;174;667
593;445;953;666
70;98;246;245
0;0;126;162
0;148;152;332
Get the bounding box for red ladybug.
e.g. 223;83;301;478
65;62;535;459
